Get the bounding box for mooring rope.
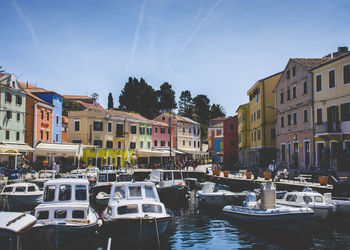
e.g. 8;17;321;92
154;217;160;248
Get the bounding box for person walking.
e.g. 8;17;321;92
268;160;276;180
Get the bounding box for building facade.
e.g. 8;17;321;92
213;135;223;164
247;72;282;169
208;122;224;154
311;50;350;176
152;120;173;149
223;116;238;169
275;58;331;172
236;103;250;168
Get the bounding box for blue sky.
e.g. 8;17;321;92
1;0;350;116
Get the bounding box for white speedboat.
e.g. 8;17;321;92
149;170;188;201
30;170;56;190
0;212;37;250
197;182;244;206
1;183;42;210
222;182;314;230
276;187;334;220
101;182;171;242
27;178;101;249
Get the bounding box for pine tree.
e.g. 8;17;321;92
108;92;114;109
178;90;194;119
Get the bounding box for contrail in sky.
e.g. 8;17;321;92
12;0;40;52
189;0;204;34
167;0;222;69
124;0;147;76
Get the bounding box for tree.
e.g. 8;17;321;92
210;104;226;119
178;90;194;119
108;92;114;109
91;92;99;103
193;94;211;140
0;66;5;74
62;99;84;116
119;77;158;119
157;82;177;113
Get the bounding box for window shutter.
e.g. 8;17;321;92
341;104;345;121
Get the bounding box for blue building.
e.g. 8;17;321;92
213;135;224;164
20;84;63;143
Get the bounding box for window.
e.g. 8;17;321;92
72;210;85;219
6;111;12;119
189;141;191;146
140;141;143;149
28;186;36;192
257;110;260;120
292;66;296;77
161;141;165;146
251;114;253;123
292;86;296;98
118;204;138;215
304;109;308;122
254;131;256;141
54;210;67;219
58;185;71;201
72;139;81;143
56;134;58;142
194;141;196;147
162;116;166;121
280;91;284;104
155;127;158;133
117;141;122;149
257;129;261;140
142;204;162;213
106;141;113;149
287;114;291;126
16;132;19;141
145;186;156;199
41;110;44;120
229;123;234;130
74;120;80;131
5;92;12;103
108;122;112;133
75;185;87;200
46;131;49;141
183;140;185;146
281;144;286;161
17;113;20;121
344;64;350;84
317;108;322;124
251;133;253;142
230;140;234;146
281;116;284;127
40;130;43;140
341;103;350;121
93;121;103;131
147;128;152;135
154;140;158;147
254;112;256;121
129;186;142;197
15;95;22;105
183;126;185;133
329;69;335;88
287;89;290;100
316;74;322;92
15;186;25;192
131;125;136;134
303;81;307;94
293;112;297;125
161;127;165;134
286;70;290;79
147;141;151;149
271;128;276;140
168;141;170;147
56;115;59;125
130;142;136;149
93;140;102;147
46;112;50;121
139;127;145;135
43;185;56;202
116;124;123;137
37;211;49;220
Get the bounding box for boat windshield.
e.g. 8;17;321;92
163;172;173;181
303;196;313;204
118;175;133;182
2;187;13;193
43;185;56;202
173;172;182;180
75;185;87;200
59;185;72;201
15;186;26;192
108;173;117;182
28;186;36;192
98;174;107;182
142;204;162;213
0;230;15;250
286;194;297;202
117;204;138;215
129;186;142;197
114;186;126;199
314;196;323;203
246;193;257;202
145;185;156;199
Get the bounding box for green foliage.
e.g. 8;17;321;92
193;94;210;140
157;82;177;113
91;92;99;102
178;90;194;119
62;99;84;116
210;104;226;119
108;92;114;109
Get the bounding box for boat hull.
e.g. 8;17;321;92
158;185;188;202
0;194;42;210
276;202;331;220
197;193;236;206
103;217;170;242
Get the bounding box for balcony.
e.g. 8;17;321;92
315;121;341;134
116;132;128;138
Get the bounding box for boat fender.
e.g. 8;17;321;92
97;217;103;227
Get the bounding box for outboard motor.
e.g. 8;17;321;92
261;181;276;209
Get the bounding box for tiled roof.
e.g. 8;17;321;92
152;120;169;127
309;52;350;70
63;95;93;100
210;117;226;122
76;100;104;110
19;81;63;97
103;109;150;122
212;122;224;128
26;91;53;106
291;58;334;70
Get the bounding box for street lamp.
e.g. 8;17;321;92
169;113;176;168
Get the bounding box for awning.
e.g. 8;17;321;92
34;142;83;157
214;151;224;156
137;149;170;157
153;148;184;155
0;142;35;154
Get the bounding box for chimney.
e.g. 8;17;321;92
332;46;348;58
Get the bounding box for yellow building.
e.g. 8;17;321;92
236;103;250;168
68;108;151;167
247;72;282;168
311;51;350;176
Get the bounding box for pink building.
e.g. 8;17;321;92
152;121;173;149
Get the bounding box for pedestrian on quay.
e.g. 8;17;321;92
268;160;276;180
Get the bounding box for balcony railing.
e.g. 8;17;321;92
116;132;128;138
315;121;341;133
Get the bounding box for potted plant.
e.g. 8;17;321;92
318;176;329;186
245;170;252;179
264;171;271;180
224;170;230;177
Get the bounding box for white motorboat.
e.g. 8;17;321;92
30;170;56;190
85;167;100;181
1;183;42;210
324;193;350;215
197;182;245;206
222;182;314;230
0;212;37;250
27;178;101;249
94;170;118;205
276;187;334;220
101;182;171;242
149;170;188;201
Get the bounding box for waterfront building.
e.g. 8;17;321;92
152;120;173;149
208;120;224;156
247;72;282;169
236;103;250;168
213;135;224;164
311;48;350;176
275;57;331;173
223;116;238;169
20;83;63;143
61;116;68;143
